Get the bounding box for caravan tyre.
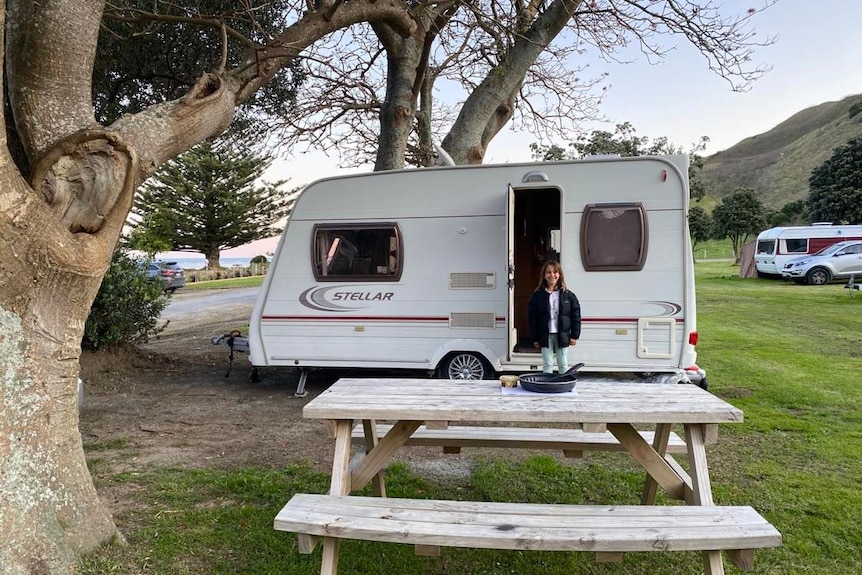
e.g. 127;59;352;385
440;352;491;380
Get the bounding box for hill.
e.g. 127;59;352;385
700;94;862;208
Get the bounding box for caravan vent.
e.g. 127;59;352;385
449;272;495;289
449;312;496;329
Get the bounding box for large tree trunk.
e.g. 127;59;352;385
442;0;581;164
0;1;417;573
373;24;423;171
373;5;459;171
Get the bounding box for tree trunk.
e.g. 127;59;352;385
373;25;423;171
0;168;123;571
0;1;419;572
441;0;580;164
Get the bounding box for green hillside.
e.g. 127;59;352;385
700;94;862;208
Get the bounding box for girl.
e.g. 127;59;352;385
527;261;582;374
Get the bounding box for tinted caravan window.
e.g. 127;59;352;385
312;224;402;281
756;240;776;255
785;238;808;253
580;203;648;271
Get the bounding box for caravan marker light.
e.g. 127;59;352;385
688;331;699;346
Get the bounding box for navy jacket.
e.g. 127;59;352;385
527;289;582;348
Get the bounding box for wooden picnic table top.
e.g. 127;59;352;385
303;378;743;425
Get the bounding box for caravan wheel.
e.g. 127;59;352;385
440;352;491;380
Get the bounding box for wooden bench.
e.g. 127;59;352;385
275;494;781;569
352;423;689;458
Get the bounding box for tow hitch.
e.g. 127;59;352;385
211;330;249;378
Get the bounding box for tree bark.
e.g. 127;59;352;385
442;0;581;164
0;1;418;573
372;24;423;171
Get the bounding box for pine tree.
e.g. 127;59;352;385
129;141;296;268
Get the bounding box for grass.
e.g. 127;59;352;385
183;275;265;290
693;237;735;261
80;263;862;574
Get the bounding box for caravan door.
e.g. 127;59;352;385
506;184;516;360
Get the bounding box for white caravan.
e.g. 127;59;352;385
754;224;862;276
248;156;705;391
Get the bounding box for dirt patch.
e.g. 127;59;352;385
78;305;479;480
79;306;338;474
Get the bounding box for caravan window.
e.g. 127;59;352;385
580;203;648;271
756;240;776;255
312;224;402;281
785;238;808;253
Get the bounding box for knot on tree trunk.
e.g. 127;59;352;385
30;129;139;234
181;72;225;107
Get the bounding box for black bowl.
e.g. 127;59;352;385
517;372;577;393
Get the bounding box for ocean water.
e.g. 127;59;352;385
155;256;265;270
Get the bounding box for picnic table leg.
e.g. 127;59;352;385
640;423;672;504
685;423;725;575
350;419;422;491
362;419;387;497
608;423;686;500
320;419;353;575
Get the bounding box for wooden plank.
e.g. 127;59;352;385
607;423;685;500
686;423;722;575
351;424;688;454
303;380;745;425
595;551;622;563
685;424;714;506
330;420;353;496
415;544;440;556
704;548;725;575
350;420;421;492
361;419;386;498
274;494;782;553
728;548;755;570
641;423;672;505
320;419;353;575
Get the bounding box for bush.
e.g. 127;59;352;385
82;250;170;350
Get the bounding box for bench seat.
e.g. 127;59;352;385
275;494;781;555
352;423;688;455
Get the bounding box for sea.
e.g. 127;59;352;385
154;256;267;270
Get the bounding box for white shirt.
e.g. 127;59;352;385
547;289;559;334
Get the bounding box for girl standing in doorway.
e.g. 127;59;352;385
528;261;582;374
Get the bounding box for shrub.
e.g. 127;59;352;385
82;250;170;350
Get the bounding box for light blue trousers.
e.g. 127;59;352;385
541;336;568;374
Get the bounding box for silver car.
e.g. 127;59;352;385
781;240;862;285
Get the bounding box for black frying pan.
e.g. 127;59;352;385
518;363;584;393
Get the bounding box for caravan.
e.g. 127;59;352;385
754;224;862;277
248;156;705;390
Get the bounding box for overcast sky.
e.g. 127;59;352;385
220;1;862;258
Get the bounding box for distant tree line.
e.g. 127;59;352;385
534;126;862;262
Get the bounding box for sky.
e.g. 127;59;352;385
178;0;862;260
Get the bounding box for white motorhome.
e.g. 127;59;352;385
754;224;862;277
248;155;705;392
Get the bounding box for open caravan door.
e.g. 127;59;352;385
506;184;516;360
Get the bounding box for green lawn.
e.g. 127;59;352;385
81;262;862;574
183;275;265;290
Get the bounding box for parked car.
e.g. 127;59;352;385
780;240;862;285
145;261;186;292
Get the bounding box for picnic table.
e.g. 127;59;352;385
274;378;780;574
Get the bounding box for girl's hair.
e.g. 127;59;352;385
535;260;568;292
